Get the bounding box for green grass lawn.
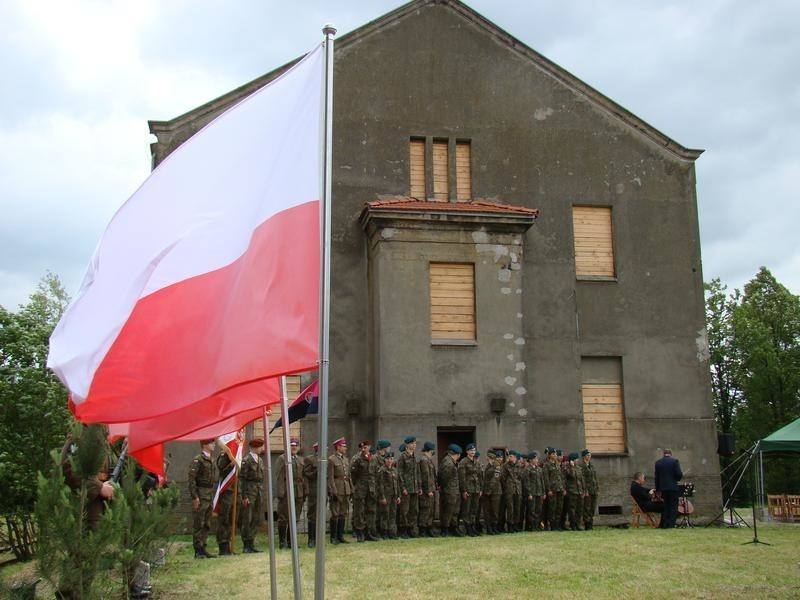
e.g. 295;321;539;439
3;524;799;599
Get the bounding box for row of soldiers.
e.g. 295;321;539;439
324;436;600;545
187;434;600;556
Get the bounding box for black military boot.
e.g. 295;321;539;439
452;525;465;537
399;526;409;539
218;542;232;556
356;528;365;543
279;528;288;549
330;518;339;545
308;522;316;548
365;528;379;542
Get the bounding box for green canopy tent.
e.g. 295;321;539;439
755;417;800;512
757;417;800;453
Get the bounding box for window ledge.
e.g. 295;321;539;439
576;275;618;282
431;340;477;347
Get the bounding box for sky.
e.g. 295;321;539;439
1;0;798;310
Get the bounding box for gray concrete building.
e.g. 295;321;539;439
156;0;721;521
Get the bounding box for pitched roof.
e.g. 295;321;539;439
149;0;702;162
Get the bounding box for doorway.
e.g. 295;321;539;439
436;426;476;463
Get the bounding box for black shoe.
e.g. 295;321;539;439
399;527;409;539
365;529;379;542
218;542;233;556
337;519;349;543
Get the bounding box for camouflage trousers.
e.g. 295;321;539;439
215;489;234;545
482;493;501;529
546;492;564;527
526;495;544;530
240;493;263;543
419;492;435;528
352;490;375;530
192;490;213;549
398;492;419;530
583;493;597;526
566;492;583;528
440;492;460;528
377;499;398;534
504;493;521;530
460;492;480;526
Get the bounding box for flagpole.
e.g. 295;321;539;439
280;375;303;599
262;408;278;600
315;23;336;600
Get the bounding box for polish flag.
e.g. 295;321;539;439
48;44;324;423
213;429;245;511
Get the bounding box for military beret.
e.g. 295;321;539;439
377;439;391;450
289;437;300;447
475;451;480;458
399;443;406;453
448;443;462;454
249;438;265;448
333;437;347;447
556;449;563;456
581;448;591;456
359;440;372;449
200;438;216;446
404;435;417;444
465;442;477;451
385;451;395;458
568;451;579;461
494;450;505;458
422;441;436;452
313;443;319;450
528;451;538;460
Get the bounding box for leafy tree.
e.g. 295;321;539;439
0;272;72;559
704;278;742;434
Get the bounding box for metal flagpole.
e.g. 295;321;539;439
262;407;278;600
315;23;336;600
280;375;303;598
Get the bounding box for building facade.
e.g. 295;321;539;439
158;0;721;520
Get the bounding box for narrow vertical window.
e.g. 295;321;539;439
572;205;615;278
409;138;426;199
432;140;449;201
455;141;472;201
430;262;476;343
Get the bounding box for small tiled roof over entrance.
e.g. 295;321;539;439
362;198;539;218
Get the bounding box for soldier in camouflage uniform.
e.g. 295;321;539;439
215;439;238;556
438;444;463;536
564;451;585;530
526;452;546;531
544;448;566;531
417;441;437;537
501;451;522;532
516;453;529;531
240;438;266;552
188;439;217;558
397;436;420;538
303;443;319;547
377;451;401;539
579;448;599;530
458;442;482;536
327;437;351;545
371;439;392;536
276;438;306;548
482;450;503;534
351;441;378;542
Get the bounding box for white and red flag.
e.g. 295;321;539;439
48;45;324;424
212;429;245;511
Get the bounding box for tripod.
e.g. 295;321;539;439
677;488;695;528
706;445;753;528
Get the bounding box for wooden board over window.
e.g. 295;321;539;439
455;141;471;201
249;375;303;452
432;140;449;201
573;205;615;277
409;139;425;199
582;383;626;453
430;263;475;342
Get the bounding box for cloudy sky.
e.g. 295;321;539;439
1;0;798;310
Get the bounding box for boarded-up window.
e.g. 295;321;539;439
581;379;626;454
455;141;472;201
409;138;425;199
247;375;302;452
432;140;449;201
573;205;615;277
430;263;476;342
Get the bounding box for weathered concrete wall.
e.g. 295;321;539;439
152;1;720;520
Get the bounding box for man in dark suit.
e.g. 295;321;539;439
630;472;663;513
654;448;683;528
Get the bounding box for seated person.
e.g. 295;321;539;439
630;472;664;513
